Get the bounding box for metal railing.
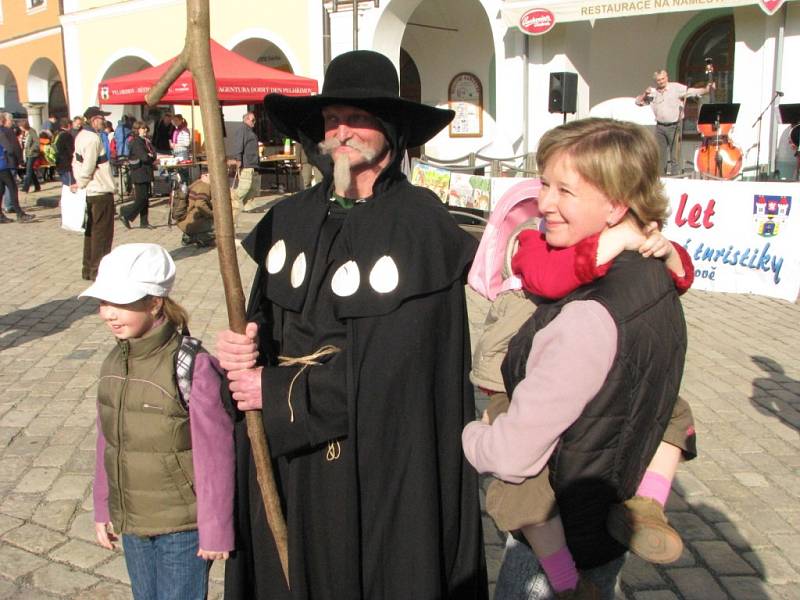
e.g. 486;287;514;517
418;151;539;178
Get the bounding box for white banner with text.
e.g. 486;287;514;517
661;179;798;302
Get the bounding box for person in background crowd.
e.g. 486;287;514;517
71;106;115;280
20;121;42;194
46;114;59;134
230;111;260;218
153;112;175;154
71;116;84;139
119;121;157;230
114;115;133;159
0;112;34;222
170;115;191;162
175;171;216;247
54;117;75;186
100;122;113;159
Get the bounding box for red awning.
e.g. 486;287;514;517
98;39;318;105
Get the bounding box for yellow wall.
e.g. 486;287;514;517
0;35;66;106
65;0;317;114
0;0;61;40
0;0;66;106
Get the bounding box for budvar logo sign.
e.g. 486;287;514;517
519;8;555;35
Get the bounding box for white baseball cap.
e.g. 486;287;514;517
80;243;176;304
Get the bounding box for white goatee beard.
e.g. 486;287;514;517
332;152;352;195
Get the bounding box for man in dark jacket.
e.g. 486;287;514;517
0;112;34;222
230;111;260;215
54;117;75;185
216;51;488;600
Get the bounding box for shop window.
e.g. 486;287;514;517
678;16;735;138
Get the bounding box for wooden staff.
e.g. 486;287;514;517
145;0;289;586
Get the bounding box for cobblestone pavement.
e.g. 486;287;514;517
0;182;798;599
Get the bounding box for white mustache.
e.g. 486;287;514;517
318;138;379;162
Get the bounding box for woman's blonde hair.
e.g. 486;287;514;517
536;118;669;227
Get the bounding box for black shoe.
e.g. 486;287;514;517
139;222;155;230
119;214;132;229
0;214;11;224
17;213;35;223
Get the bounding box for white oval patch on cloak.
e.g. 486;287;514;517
290;252;307;288
331;261;360;297
369;256;399;294
266;240;287;274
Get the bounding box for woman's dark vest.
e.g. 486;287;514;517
501;251;687;569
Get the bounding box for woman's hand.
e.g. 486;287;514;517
198;548;229;561
95;522;117;550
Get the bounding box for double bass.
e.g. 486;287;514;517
694;60;743;179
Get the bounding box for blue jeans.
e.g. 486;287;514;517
22;156;40;192
58;169;74;186
494;534;625;600
122;530;209;600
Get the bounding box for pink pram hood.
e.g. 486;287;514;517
467;179;542;301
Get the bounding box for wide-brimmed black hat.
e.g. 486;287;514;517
264;50;454;148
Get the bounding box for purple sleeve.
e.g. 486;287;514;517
190;352;235;552
93;413;111;523
462;300;617;483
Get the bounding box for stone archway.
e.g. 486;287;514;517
374;0;496;158
97;55;154;125
0;65;24;115
229;38;293;145
27;57;63;128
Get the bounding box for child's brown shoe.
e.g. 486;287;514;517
554;577;601;600
607;496;683;564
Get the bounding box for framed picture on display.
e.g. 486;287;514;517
448;73;482;138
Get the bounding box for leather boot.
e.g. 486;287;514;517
607;496;683;563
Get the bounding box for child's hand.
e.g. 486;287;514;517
95;522;117;550
198;548;229;561
597;218;645;265
639;222;674;259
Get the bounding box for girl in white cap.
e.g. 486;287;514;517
81;243;233;599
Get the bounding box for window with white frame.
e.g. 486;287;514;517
26;0;46;11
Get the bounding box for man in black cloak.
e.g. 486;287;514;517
217;50;488;599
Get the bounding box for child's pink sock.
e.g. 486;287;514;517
636;471;671;507
539;545;579;593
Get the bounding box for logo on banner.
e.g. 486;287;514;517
99;86;109;101
519;8;555;35
172;82;191;94
759;0;785;16
753;194;791;237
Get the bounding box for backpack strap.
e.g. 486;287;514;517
175;335;204;410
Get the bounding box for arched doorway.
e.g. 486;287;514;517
0;65;24;115
48;82;68;120
27;57;64;128
390;0;495;157
230;39;293;147
678;16;735;138
98;56;154;125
